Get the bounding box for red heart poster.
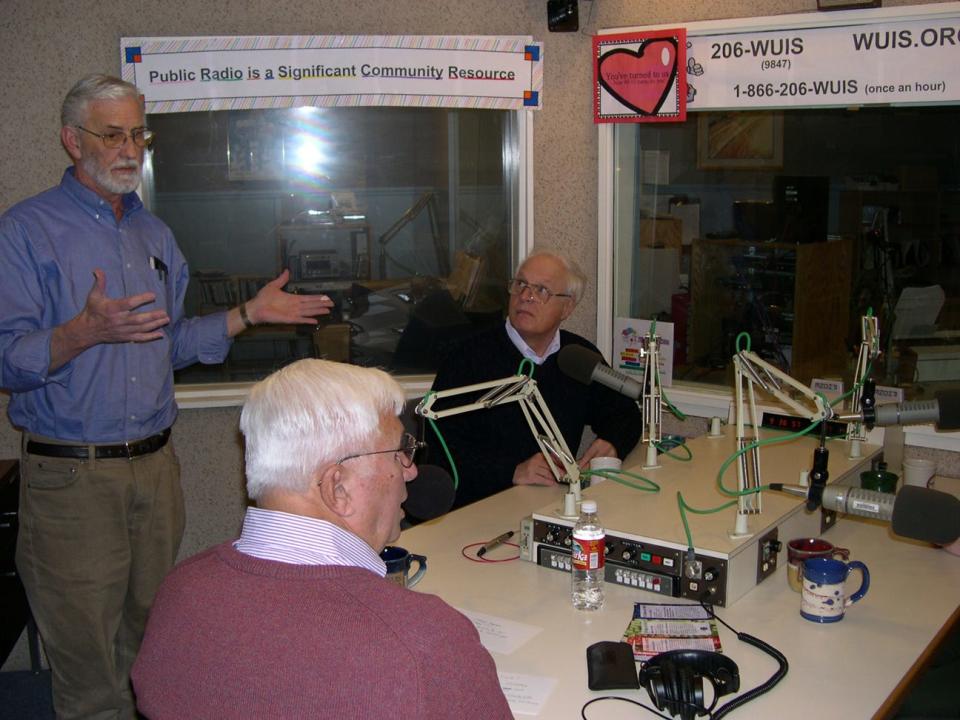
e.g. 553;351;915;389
594;30;687;123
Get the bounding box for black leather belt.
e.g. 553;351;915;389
26;428;171;460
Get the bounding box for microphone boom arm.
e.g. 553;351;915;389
416;374;583;501
641;329;663;468
846;315;880;445
732;350;833;520
734;350;832;425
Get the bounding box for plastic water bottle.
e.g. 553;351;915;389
571;500;605;610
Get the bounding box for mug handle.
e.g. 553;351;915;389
846;560;870;605
831;546;850;561
406;554;428;588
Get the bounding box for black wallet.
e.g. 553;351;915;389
586;641;640;690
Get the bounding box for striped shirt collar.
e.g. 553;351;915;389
505;318;561;365
234;506;386;577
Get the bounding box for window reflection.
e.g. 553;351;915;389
145;106;517;382
614;107;960;398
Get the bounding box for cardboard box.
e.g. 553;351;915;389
633;247;680;318
639;217;682;249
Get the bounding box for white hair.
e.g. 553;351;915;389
521;249;587;305
240;359;406;500
61;74;141;128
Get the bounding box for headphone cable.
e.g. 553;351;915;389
702;603;789;720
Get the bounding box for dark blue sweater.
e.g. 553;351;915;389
429;325;642;508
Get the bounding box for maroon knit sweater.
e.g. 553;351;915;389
132;542;513;719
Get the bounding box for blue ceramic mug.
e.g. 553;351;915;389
380;546;427;588
800;557;870;623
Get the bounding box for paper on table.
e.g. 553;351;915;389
623;602;721;661
498;672;558;716
458;608;543;655
892;285;944;339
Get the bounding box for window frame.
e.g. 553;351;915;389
137;108;535;407
596;3;960;449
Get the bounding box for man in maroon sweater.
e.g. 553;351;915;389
131;359;512;719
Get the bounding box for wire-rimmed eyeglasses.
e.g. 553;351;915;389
336;432;425;469
507;278;573;304
75;125;155;149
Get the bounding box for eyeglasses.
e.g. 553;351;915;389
336;432;425;469
75;125;155;149
507;278;572;304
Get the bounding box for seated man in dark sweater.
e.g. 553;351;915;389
431;250;642;508
132;359;511;720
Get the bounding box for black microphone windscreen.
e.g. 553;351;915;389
557;344;602;386
402;464;456;521
935;390;960;431
891;485;960;545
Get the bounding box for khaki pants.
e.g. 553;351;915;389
16;439;185;720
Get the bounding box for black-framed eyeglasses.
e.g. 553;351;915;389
75;125;155;149
336;432;425;469
507;278;572;304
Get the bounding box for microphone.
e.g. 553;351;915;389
557;344;642;401
402;464;456;521
772;483;959;545
864;390;960;430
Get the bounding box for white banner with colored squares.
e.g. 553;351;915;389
121;35;543;113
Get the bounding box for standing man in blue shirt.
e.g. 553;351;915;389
0;74;334;719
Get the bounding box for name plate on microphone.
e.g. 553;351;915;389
875;385;905;405
811;378;844;406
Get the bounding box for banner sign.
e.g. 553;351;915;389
594;30;687;123
121;35;543;113
684;11;960;110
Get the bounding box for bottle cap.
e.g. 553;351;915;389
581;500;597;513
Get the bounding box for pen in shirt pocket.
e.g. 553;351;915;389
149;255;168;281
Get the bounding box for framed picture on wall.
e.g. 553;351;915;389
696;111;784;170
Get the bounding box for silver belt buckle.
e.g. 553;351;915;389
124;440;133;460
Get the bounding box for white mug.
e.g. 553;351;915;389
902;458;935;488
589;457;622;472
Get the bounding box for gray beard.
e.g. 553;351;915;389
81;156;141;195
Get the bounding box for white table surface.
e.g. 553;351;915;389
400;430;960;719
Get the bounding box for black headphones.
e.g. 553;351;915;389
638;649;740;720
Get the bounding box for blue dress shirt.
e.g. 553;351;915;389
0;168;231;442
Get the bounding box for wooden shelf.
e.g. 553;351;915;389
689;237;853;384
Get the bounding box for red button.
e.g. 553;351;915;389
652;556;662;564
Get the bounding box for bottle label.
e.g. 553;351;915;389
572;535;605;571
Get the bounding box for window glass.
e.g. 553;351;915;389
144;106;518;383
612;107;960;398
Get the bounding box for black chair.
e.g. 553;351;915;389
1;460;43;673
